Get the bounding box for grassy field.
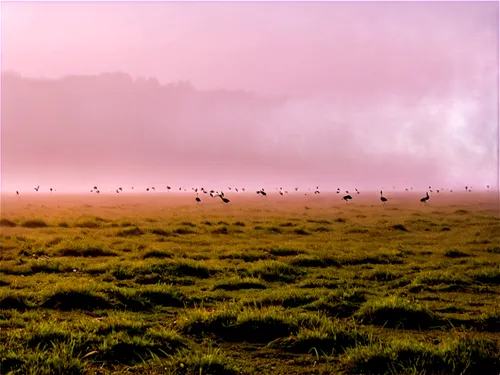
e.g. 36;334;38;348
1;191;499;375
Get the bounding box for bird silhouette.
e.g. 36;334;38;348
420;192;430;204
380;191;388;205
219;194;230;203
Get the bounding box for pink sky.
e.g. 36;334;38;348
0;1;498;192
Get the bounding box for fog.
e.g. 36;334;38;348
1;1;498;192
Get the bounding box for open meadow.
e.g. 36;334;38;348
1;191;499;375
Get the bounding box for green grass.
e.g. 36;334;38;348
1;193;499;374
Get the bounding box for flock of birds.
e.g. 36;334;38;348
14;184;492;206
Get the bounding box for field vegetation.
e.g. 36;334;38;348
1;192;499;374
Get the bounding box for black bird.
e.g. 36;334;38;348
34;186;40;192
355;188;360;194
94;186;98;190
119;187;122;191
146;188;150;191
195;193;201;204
343;194;352;203
295;187;298;191
219;194;230;203
16;191;19;195
420;192;430;204
380;190;387;205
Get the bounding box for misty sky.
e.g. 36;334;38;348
1;1;498;192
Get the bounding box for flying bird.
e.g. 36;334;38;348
343;195;352;203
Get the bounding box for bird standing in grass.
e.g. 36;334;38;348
380;191;388;205
219;193;230;204
420;192;430;204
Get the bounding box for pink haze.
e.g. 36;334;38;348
0;1;498;192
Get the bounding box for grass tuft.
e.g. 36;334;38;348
0;218;17;227
21;219;48;228
357;295;443;329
